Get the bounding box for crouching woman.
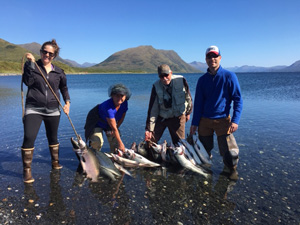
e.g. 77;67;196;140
84;84;131;153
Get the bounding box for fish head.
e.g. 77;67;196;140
71;137;88;156
151;142;162;153
72;138;101;181
117;149;124;157
136;141;148;157
174;144;185;155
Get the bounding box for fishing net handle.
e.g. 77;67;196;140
21;56;25;118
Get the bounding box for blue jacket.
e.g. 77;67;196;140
191;66;243;126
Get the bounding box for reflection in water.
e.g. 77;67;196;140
46;170;66;220
215;167;238;200
23;183;39;210
72;163;86;187
21;170;73;223
72;168;132;224
138;166;238;224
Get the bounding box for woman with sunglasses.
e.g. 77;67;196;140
21;39;70;183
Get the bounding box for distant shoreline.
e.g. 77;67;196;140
0;72;99;76
0;72;152;76
0;73;21;76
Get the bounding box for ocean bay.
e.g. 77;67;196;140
0;72;299;224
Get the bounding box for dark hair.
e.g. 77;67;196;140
108;83;132;100
40;39;60;58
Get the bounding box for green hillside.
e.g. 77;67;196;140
0;39;78;74
93;45;200;73
1;38;201;74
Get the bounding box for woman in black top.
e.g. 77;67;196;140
21;39;70;183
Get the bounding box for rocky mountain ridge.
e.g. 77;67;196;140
1;38;300;73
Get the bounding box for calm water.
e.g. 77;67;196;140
0;73;299;224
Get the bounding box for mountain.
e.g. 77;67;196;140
93;45;200;73
18;42;41;55
189;61;207;72
226;65;287;73
189;61;300;73
56;59;96;68
0;38;35;62
279;60;300;72
0;38;76;74
18;42;76;67
62;59;82;68
2;38;300;74
0;38;41;73
18;42;96;68
81;62;97;67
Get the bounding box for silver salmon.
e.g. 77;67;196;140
71;137;121;181
173;144;209;178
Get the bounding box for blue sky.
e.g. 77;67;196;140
1;0;299;67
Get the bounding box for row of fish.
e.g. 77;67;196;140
71;133;212;182
150;133;212;178
71;137;160;182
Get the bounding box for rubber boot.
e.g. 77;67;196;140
218;134;239;181
218;134;239;164
21;148;35;183
49;144;63;169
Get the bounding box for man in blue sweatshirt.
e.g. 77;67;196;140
190;46;243;180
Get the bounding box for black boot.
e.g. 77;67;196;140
21;148;35;183
49;144;63;169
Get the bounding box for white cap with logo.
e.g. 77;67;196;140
205;46;221;56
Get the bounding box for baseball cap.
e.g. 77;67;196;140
158;64;171;75
205;46;221;56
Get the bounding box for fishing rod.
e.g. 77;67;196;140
21;55;82;142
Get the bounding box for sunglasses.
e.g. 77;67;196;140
206;54;219;59
159;73;169;78
40;49;55;57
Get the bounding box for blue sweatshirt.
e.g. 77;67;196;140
96;98;128;131
191;66;243;126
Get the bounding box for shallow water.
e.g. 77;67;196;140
0;73;299;224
